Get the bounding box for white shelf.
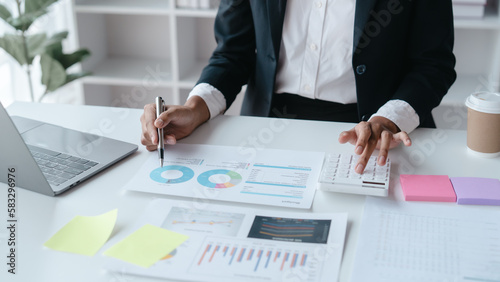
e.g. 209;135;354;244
454;9;500;29
83;84;176;108
175;8;217;18
74;0;170;15
179;61;208;88
432;74;496;130
82;57;172;87
444;74;485;105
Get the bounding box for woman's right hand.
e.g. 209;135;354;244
140;96;211;151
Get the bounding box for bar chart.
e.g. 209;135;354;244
190;236;323;281
247;216;331;244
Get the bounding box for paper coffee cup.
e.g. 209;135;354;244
465;92;500;158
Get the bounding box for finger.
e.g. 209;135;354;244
377;131;392;166
155;105;174;129
143;104;159;145
356;136;379;174
154;106;180;147
140;123;154;146
140;135;151;146
388;131;411;149
145;145;157;151
355;153;370;174
353;122;371;155
356;121;389;173
395;131;412;146
165;134;177;145
338;130;358;146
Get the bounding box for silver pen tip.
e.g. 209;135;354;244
160;159;163;167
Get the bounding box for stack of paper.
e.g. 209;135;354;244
453;0;487;19
104;199;348;282
351;197;500;282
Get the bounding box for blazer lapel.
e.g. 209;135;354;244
267;0;287;59
353;0;378;51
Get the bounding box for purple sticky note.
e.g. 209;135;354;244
400;175;457;202
450;177;500;206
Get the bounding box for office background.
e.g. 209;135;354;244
1;0;499;128
1;2;500;281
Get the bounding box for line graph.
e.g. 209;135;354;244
161;207;245;236
171;220;234;225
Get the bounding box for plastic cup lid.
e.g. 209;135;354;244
465;92;500;114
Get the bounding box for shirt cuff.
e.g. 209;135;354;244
369;99;420;133
188;83;227;120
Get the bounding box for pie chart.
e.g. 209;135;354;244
150;165;195;184
197;169;242;188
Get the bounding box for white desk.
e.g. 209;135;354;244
1;102;499;282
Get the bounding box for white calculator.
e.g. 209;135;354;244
317;153;391;197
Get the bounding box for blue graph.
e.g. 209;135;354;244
150;165;195;184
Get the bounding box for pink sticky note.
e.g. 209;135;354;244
400;175;456;202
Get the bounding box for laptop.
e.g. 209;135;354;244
0;103;138;196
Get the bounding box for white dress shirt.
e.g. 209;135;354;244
189;0;420;133
275;0;357;103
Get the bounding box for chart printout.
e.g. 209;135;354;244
125;144;324;209
351;197;500;282
104;199;348;282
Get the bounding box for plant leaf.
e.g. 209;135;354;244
0;33;48;65
64;71;91;85
60;49;91;69
25;0;59;14
6;0;60;31
44;31;68;47
42;32;90;69
27;33;47;62
0;4;12;23
40;53;66;92
43;31;68;59
0;34;27;65
8;9;47;31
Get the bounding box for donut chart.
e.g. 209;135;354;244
197;169;242;188
150;165;195;184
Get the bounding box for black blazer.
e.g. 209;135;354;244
197;0;456;127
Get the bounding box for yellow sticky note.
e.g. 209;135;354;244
104;224;189;268
44;209;117;256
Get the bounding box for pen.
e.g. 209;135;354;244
156;96;164;167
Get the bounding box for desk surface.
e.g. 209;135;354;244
1;102;499;282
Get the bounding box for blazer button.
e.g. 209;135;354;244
356;64;366;75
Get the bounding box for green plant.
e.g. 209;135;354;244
0;0;90;102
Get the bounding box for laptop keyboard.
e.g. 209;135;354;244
29;147;99;186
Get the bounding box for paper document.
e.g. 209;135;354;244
351;197;500;282
104;199;348;282
125;144;324;209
